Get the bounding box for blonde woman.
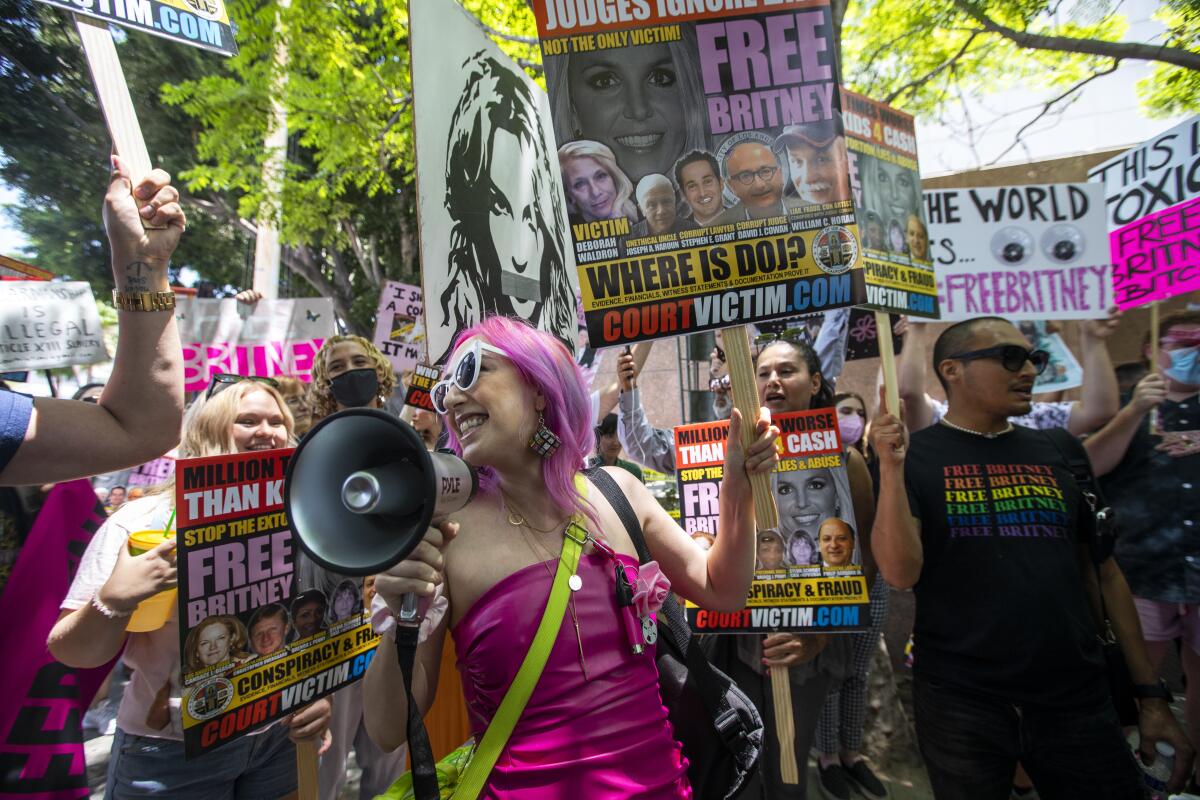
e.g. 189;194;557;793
48;380;330;799
558;140;638;224
307;335;397;422
184;615;251;672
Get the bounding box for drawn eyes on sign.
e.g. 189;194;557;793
1040;224;1085;264
990;226;1033;267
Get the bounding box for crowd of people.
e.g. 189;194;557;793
1;161;1198;800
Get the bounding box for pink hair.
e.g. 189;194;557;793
442;316;597;525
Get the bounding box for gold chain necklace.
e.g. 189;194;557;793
502;500;589;678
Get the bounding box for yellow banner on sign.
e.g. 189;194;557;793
158;0;230;25
579;225;858;311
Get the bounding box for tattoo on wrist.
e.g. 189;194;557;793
121;261;158;293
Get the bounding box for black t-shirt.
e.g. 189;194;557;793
904;424;1106;707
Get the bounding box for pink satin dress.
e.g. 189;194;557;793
451;551;692;799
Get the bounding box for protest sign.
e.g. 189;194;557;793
841;90;938;318
373;281;425;374
0;482;112;800
175;449;378;757
174;296;334;393
34;0;237;56
410;0;578;366
924;183;1111;321
675;409;868;634
125;454;177;487
843;308;903;361
1087;117;1200;309
404;364;439;412
535;0;864;348
1018;321;1082;394
0;281;107;371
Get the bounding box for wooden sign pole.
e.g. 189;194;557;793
875;311;900;417
722;324;797;783
296;738;320;800
1150;302;1161;435
73;17;154;188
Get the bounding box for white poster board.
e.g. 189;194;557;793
372;281;425;374
1087;116;1200;308
174;297;335;392
0;281;108;370
924;183;1111;321
410;0;579;364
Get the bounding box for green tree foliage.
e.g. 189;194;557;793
1137;0;1200;117
0;0;247;292
841;0;1199;128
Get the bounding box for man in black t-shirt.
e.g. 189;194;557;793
869;316;1191;799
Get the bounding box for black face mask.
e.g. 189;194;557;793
329;368;379;408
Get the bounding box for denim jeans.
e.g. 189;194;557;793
913;675;1143;800
105;724;296;799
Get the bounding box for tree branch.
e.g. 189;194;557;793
883;32;983;105
986;61;1121;165
952;0;1200;71
464;11;540;45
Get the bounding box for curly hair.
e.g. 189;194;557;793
184;615;250;672
308;335;397;422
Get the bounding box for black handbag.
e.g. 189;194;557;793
1044;429;1139;726
585;468;763;800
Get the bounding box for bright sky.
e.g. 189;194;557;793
917;0;1189;175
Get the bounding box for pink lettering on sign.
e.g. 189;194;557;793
1109;196;1200;309
939;266;1110;318
182;339;325;393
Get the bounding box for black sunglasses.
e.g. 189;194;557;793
206;373;280;400
753;327;810;348
946;345;1050;375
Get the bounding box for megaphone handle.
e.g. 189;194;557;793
397;592;422;626
396;625;439;799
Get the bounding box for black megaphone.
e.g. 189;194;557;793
284;408;476;582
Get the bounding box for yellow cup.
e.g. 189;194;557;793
127;529;172;556
126;531;178;633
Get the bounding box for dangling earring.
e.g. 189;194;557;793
528;413;561;458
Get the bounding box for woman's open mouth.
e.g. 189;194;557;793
615;132;663;151
457;413;488;439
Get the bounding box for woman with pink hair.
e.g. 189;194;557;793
362;316;779;797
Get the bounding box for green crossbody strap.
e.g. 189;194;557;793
451;478;589;800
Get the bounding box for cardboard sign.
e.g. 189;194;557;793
675;409;867;634
175;450;378;757
410;0;579;365
842;90;938;318
403;364;439;412
373;281;425;374
924;183;1111;320
0;481;113;799
0;281;108;371
34;0;237;56
537;0;864;347
843;308;904;361
1088;117;1200;308
174;296;334;393
125;454;177;487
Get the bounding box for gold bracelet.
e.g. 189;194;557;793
112;290;176;312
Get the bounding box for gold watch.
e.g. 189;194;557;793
112;290;177;312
